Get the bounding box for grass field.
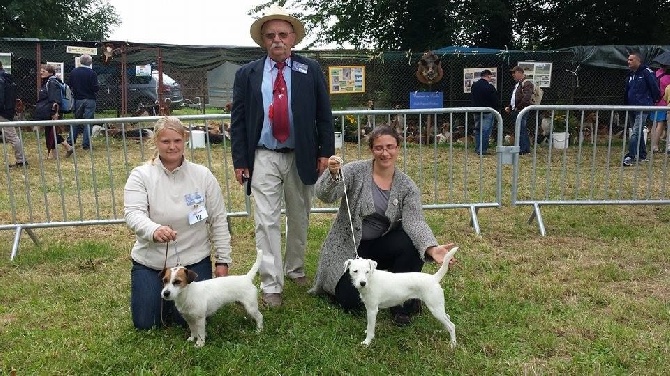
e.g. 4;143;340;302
1;123;670;374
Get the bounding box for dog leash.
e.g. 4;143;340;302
333;156;360;259
160;239;180;327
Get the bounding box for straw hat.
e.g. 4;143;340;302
249;4;305;47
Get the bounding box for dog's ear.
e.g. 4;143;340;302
368;260;378;272
343;259;352;273
186;269;198;283
159;268;167;280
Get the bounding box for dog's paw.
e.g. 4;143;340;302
361;338;372;346
195;339;205;348
187;336;195;342
449;340;457;349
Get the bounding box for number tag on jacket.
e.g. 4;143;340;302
188;206;208;225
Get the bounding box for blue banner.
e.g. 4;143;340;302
409;91;443;109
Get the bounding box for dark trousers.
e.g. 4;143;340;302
334;227;424;314
130;257;213;330
512;110;531;154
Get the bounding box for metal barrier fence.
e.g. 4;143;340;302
510;105;670;235
1;108;503;259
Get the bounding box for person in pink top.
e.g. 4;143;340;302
650;65;670;153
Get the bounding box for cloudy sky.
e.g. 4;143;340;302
107;0;261;47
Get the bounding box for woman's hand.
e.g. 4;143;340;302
153;225;177;243
214;264;229;277
328;155;343;177
426;243;457;265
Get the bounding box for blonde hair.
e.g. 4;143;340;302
149;116;190;162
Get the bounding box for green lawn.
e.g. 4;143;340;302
1;202;669;374
2;125;669;374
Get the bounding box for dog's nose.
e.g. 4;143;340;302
360;281;366;287
162;290;170;298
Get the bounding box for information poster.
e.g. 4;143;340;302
517;61;552;87
328;66;365;94
46;61;65;80
463;67;498;93
136;64;152;77
0;52;11;73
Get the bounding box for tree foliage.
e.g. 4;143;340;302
0;0;120;41
255;0;670;51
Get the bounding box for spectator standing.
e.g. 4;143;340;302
67;54;99;155
35;64;72;159
0;61;27;167
230;5;334;308
650;64;670;153
124;117;232;329
623;52;661;166
504;66;533;155
470;69;498;155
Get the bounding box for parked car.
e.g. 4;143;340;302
97;70;183;112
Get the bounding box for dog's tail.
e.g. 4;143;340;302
433;247;458;282
246;248;263;279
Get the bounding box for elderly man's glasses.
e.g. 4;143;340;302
264;32;293;40
372;144;398;153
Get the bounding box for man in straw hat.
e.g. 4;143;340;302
230;5;334;307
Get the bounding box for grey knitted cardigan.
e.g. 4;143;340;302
308;159;438;296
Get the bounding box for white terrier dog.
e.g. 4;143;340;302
345;247;458;347
160;249;264;347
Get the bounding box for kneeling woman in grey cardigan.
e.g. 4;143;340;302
309;125;457;325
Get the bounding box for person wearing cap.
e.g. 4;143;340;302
504;66;533;155
470;69;498;155
230;5;334;308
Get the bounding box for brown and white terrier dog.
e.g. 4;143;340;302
160;249;264;347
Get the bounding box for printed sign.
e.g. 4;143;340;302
136;64;152;77
517;61;552;87
66;46;98;55
0;52;11;74
328;66;365;94
409;91;443;109
46;61;65;80
463;67;498;93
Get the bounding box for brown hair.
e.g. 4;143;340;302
43;64;56;75
367;125;401;149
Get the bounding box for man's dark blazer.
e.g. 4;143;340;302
230;53;334;195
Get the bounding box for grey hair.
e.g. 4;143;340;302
80;54;93;66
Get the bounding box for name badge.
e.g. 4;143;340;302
188;206;208;225
292;62;308;74
185;192;204;206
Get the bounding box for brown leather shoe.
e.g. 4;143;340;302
289;276;310;287
262;293;282;308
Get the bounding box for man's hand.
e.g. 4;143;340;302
234;168;250;185
317;157;329;175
